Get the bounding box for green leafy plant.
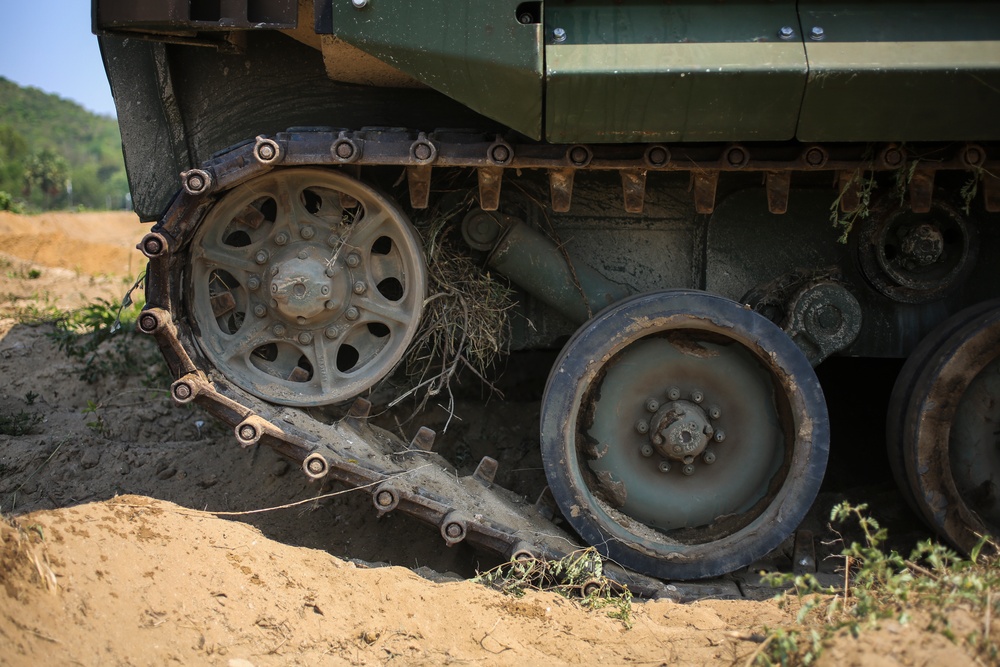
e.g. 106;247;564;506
474;548;633;628
0;410;42;436
830;169;878;244
755;503;1000;666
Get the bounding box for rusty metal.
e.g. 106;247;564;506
548;168;575;213
765;171;791;214
908;166;935;214
837;170;861;213
410;426;436;451
620;169;647;213
784;281;863;366
477;167;503;211
406;165;432;208
692;171;719;215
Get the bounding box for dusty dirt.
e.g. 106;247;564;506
0;211;982;666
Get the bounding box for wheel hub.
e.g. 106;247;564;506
268;246;345;322
650;400;711;461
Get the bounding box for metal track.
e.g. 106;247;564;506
134;128;996;600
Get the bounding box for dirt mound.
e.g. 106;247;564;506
0;211;983;665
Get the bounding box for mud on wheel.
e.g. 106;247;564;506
540;290;830;580
186;168;426;406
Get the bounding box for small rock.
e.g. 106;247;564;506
81;448;102;470
157;466;177;480
197;476;218;489
118;462;130;475
271;460;290;477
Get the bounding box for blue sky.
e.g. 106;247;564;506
0;3;116;117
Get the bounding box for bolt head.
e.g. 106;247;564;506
691;390;704;404
275;232;289;245
253;304;267;318
658;461;671;473
413;143;432;161
645;399;659;413
635;420;649;434
247;276;261;290
346;254;361;268
325;325;340;339
703;451;716;464
301;226;315;240
258;143;275;160
298;332;313;345
810;25;825;40
239;425;257;441
491;144;511;163
307;458;325;474
714;430;726;443
351;0;367;8
255;250;269;264
353;281;366;295
667;387;681;401
552;27;567;42
708;406;721;420
640;444;654;457
173;383;192;399
272;324;286;337
682;464;696;476
345;307;359;321
325;299;337;310
779;26;795;40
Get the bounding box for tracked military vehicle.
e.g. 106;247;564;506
93;0;1000;585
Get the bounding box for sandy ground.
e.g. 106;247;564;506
0;211;983;665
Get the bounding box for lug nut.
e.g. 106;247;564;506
298;332;313;345
682;464;696;476
353;281;367;295
247;276;260;290
325;325;340;339
301;226;315;240
275;232;289;245
635;420;649;434
255;249;269;264
714;430;726;443
708;406;721;420
691;390;704;403
272;324;286;337
658;461;671;473
253;304;267;318
345;306;359;321
703;451;716;464
346;254;361;268
667;387;681;401
645;399;659;413
325;299;337;310
640;444;654;457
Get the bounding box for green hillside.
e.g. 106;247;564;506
0;76;128;212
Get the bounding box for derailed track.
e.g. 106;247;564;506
134;128;996;599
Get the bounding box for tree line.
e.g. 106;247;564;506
0;76;129;213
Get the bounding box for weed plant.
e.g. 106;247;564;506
474;548;633;628
756;502;1000;665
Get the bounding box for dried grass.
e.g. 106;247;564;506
393;199;516;422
